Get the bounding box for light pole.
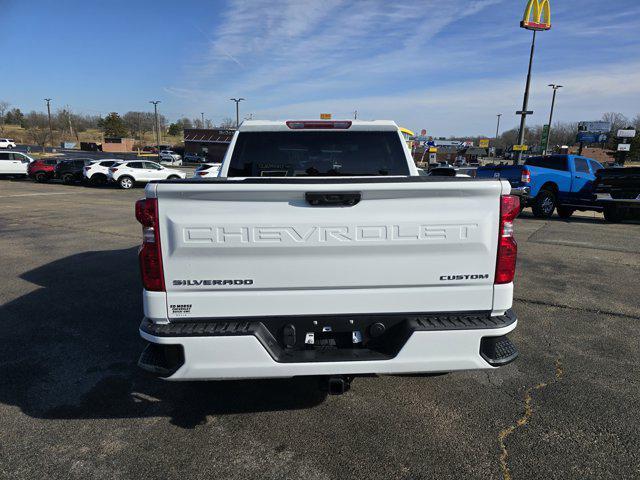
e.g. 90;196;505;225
200;112;205;127
44;98;53;148
230;98;245;128
544;84;562;154
495;113;502;141
149;100;161;148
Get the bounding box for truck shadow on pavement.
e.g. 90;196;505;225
1;247;327;429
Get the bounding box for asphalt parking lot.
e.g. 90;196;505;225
1;178;639;480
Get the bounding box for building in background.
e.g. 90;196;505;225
102;137;135;153
183;128;235;163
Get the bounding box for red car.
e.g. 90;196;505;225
27;158;59;182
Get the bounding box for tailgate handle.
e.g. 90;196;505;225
305;192;361;207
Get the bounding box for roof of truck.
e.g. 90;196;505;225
238;119;400;132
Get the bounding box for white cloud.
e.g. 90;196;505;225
167;0;640;134
251;61;640;137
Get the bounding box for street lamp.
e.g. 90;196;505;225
495;114;502;140
230;98;245;128
544;84;562;154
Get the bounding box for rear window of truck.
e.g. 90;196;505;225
525;155;568;171
227;131;410;177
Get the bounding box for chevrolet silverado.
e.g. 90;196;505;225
136;120;520;393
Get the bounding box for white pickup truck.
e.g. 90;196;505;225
136;120;519;393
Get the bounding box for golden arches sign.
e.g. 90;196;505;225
520;0;551;31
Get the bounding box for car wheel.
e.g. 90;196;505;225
556;206;574;219
62;173;75;184
118;176;134;189
91;174;107;186
531;190;556;218
167;175;180;180
34;172;48;183
603;205;622;223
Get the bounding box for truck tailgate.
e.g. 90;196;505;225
152;179;505;319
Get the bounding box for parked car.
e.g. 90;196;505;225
476;154;604;218
183;152;207;163
593;167;640;222
142;146;158;154
108;160;186;189
136;119;520;393
27;157;59;182
54;158;94;184
193;163;221;178
0;138;17;149
83;159;122;185
0;151;33;177
159;150;182;166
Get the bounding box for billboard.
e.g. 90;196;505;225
577;132;608;144
479;139;489;148
578;121;611;134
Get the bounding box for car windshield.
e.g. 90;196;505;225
227;131;409;177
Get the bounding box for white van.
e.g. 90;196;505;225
0;151;33;176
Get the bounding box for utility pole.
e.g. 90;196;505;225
353;110;358;120
495;113;502;140
44;98;53;148
149;100;161;148
544;84;562;154
230;98;245;128
200;112;205;127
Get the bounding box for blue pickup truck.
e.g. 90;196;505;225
477;154;605;218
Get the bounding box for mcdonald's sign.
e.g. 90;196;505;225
520;0;551;31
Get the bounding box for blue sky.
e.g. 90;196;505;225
2;0;639;136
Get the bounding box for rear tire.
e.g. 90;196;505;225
62;173;75;184
167;175;180;180
532;190;556;218
90;174;107;186
118;176;134;189
34;172;48;183
556;206;574;219
603;205;622;223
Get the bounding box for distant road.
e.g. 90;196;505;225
16;144;149;161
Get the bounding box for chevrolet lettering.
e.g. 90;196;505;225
183;224;479;245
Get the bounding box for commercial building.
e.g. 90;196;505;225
102;137;135;153
184;128;235;163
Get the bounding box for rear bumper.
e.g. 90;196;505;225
139;310;518;380
595;192;640;204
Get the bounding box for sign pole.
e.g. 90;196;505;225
515;30;536;165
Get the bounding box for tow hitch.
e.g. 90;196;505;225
324;376;353;395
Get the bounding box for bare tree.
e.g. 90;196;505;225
0;101;9;133
27;128;49;152
219;117;235;128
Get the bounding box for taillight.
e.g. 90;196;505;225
197;171;207;176
135;198;165;291
286;120;352;129
495;195;519;285
521;169;531;183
